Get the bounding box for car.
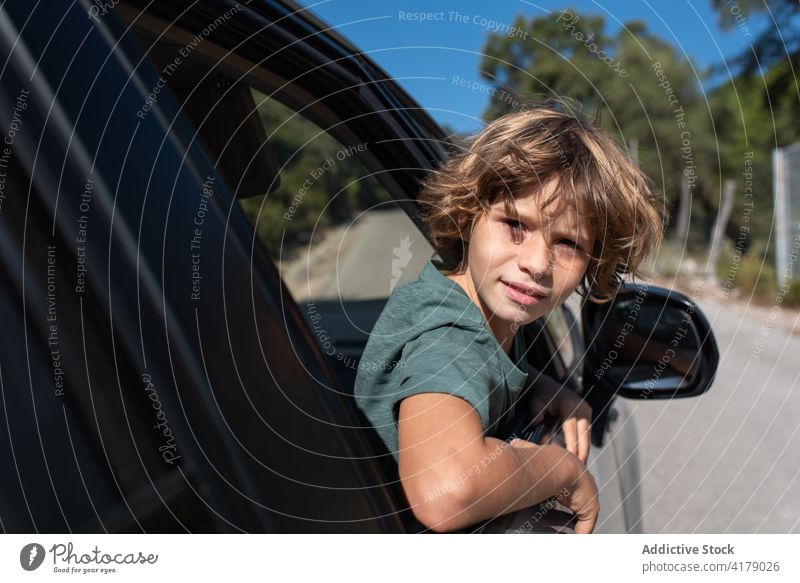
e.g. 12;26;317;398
0;0;718;533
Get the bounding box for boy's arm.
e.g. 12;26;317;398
397;392;599;533
524;366;593;463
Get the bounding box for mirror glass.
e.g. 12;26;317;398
593;294;702;395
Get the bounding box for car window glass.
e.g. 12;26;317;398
239;88;434;302
543;304;577;371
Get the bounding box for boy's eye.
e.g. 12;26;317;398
503;219;525;243
556;239;589;258
503;219;524;231
557;238;579;249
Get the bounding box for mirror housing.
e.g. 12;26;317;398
582;283;719;400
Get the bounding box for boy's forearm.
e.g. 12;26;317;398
432;437;578;532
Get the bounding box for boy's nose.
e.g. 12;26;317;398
517;234;554;280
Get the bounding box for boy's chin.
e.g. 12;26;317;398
496;305;537;326
512;315;538;328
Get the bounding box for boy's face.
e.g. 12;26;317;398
451;180;594;341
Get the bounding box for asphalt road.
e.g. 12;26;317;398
282;208;433;301
630;291;800;533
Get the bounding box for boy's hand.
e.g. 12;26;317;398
526;369;592;463
508;440;599;533
561;454;600;534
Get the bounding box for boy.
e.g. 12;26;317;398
354;107;663;533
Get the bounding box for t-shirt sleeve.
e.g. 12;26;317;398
392;324;495;431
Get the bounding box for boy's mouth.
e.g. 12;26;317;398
501;280;548;306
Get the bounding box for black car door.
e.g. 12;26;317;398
0;0;421;533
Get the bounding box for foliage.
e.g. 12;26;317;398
239;91;393;260
479;9;719;246
711;0;800;75
478;7;800;303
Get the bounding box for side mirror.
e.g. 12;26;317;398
582;283;719;399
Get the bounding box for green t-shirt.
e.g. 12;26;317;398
354;260;529;461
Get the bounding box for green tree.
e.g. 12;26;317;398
240;91;392;258
707;1;800;255
479;9;717;248
712;0;800;74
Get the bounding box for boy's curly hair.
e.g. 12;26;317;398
418;106;665;302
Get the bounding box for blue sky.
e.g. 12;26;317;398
296;0;782;133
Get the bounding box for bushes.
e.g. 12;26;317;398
716;239;800;307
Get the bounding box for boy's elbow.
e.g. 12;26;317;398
402;470;477;533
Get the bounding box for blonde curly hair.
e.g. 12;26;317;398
418;107;665;301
